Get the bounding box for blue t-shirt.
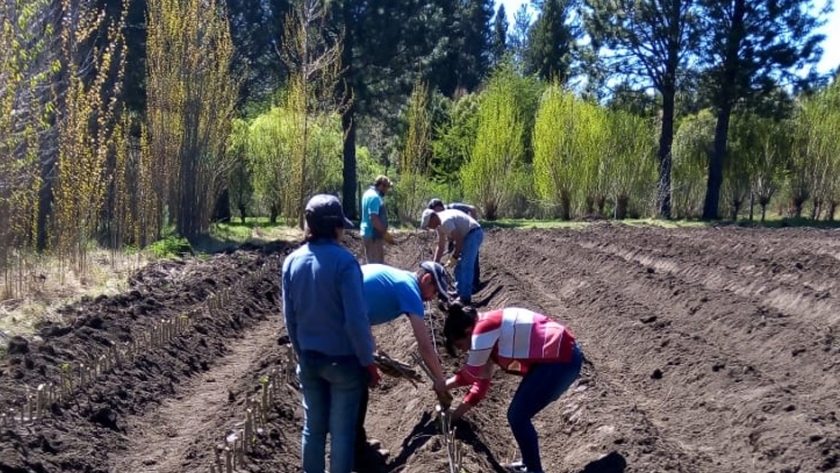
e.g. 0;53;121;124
362;264;425;326
360;187;387;239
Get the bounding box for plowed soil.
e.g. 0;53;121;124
2;225;839;473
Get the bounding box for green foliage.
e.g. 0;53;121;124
672;110;716;218
533;85;606;219
245;105;343;222
432;93;481;182
147;236;193;258
395;81;433;225
524;0;577;83
461;62;529;220
603;111;658;218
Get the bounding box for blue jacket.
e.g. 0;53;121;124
282;239;375;366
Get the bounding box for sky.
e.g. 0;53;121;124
497;0;840;75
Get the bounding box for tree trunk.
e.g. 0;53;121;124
340;3;357;221
703;0;744;221
749;191;754;222
239;206;247;224
212;189;231;223
760;204;767;223
615;195;629;220
560;191;571;221
657;86;675;220
269;204;279;224
597;195;606;215
827;202;837;221
703;103;733;220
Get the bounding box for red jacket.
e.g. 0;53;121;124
452;308;576;405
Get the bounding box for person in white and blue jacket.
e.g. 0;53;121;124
282;194;380;473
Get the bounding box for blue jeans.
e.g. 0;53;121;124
455;228;483;300
298;352;367;473
507;343;583;473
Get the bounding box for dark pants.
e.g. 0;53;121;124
507;343;583;473
446;241;481;291
355;385;370;452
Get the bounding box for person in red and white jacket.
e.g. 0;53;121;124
442;303;584;473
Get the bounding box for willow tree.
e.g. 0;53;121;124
604;111;657;219
533;84;604;219
145;0;239;239
397;80;432;225
794;82;840;220
0;0;56;295
744;117;791;222
53;0;128;273
462;64;526;220
280;0;344;228
672;110;715;218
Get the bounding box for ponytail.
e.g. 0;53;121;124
443;301;478;357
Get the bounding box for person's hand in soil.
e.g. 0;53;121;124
433;379;453;408
448;402;472;424
366;364;381;388
383;232;396;245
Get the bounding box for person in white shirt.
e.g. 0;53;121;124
420;208;484;305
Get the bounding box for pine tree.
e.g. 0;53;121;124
699;0;828;219
491;4;508;65
525;0;577;83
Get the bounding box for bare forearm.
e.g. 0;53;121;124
418;338;446;382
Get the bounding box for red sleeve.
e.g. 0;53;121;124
463;379;491;406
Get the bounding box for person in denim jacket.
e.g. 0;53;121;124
282;194;380;473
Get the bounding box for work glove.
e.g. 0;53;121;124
365;364;381;388
445;257;458;269
383;232;396;245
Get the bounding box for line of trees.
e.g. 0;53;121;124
2;0;840;298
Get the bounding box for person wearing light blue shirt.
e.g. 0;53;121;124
359;175;394;264
282;194;380;473
353;262;452;467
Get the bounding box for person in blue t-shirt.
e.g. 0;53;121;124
354;261;452;466
282;194;380;473
359;175;394;264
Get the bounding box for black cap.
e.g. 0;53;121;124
305;194;354;230
427;198;444;210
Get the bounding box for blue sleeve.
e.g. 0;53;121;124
281;258;302;356
339;257;375;366
367;195;381;216
400;283;426;319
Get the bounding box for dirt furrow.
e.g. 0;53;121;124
480;228;840;472
110;315;282;473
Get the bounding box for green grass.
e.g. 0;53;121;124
479;218;591;229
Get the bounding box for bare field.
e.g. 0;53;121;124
1;225;838;472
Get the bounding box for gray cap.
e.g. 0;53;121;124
419;261;452;301
305;194;354;230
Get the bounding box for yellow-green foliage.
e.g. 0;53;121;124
672;110;716;218
145;0;238;237
246;106;343;221
396;81;432;224
280;0;344;227
603;111;657;218
53;0;128;274
794;82;840;217
0;0;56;291
462;66;526;220
533;85;608;219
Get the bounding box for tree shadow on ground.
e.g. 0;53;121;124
578;451;627;473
